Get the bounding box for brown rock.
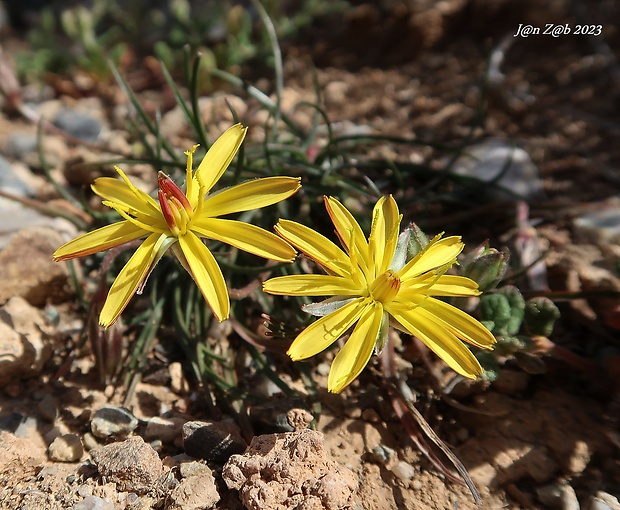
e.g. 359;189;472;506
90;436;164;494
0;226;71;306
223;429;357;510
168;474;220;510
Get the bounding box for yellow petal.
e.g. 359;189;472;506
399;235;464;280
92;176;161;218
178;231;229;322
369;195;402;274
426;275;481;296
324;196;372;275
192;218;296;262
202;177;301;217
328;301;383;393
287;298;366;360
398;275;481;299
193;124;247;200
53;221;147;261
416;297;495;349
275;220;352;276
263;275;363;296
388;306;483;378
100;232;165;328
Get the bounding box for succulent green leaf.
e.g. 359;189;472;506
524;297;560;337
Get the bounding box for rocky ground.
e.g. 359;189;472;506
1;1;620;509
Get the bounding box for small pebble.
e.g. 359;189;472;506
391;461;416;483
447;138;543;200
91;407;138;439
82;432;99;451
178;460;213;479
0;155;33;195
371;444;396;465
77;485;92;497
53;109;102;142
48;433;84;462
72;495;114;510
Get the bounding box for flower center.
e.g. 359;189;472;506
369;270;401;304
157;172;193;236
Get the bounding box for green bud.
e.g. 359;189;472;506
479;285;525;336
462;244;509;292
523;297;560;337
407;223;429;259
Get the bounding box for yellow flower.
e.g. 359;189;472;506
263;195;496;393
54;124;300;328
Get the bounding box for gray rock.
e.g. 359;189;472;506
182;420;247;464
0;322;27;387
0;157;55;249
90;436;164;494
48;433;83;462
573;199;620;251
370;444;396;465
0;296;53;385
144;416;186;443
2;133;37;161
447;138;543;200
72;496;115;510
53;109;102;142
0;155;34;195
168;474;220;510
2;133;67;169
91;407;138;439
0;227;72;305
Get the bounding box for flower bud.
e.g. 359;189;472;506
406;223;429;260
462;244;509;292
